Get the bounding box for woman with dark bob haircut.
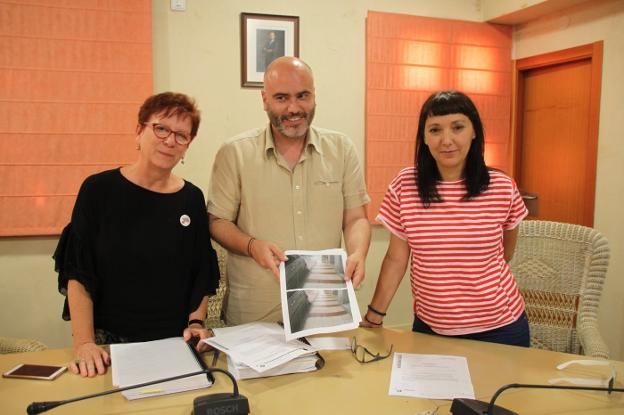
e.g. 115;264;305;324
363;91;530;347
54;92;220;377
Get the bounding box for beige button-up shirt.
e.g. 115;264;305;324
207;124;370;325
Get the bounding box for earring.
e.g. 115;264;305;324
181;158;185;165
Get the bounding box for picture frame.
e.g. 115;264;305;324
240;13;299;88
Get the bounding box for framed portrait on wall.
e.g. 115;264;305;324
240;13;299;88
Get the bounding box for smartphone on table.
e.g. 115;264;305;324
2;363;67;380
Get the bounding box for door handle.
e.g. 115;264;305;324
520;192;539;216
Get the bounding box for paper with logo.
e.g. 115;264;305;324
389;353;475;399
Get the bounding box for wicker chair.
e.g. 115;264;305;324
509;220;610;359
205;241;228;328
0;337;47;354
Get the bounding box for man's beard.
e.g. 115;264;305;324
267;106;316;139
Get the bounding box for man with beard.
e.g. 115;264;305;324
207;57;371;325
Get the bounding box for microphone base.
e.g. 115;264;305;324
193;393;250;415
450;398;518;415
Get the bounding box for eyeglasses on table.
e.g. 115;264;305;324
350;337;393;364
549;359;617;391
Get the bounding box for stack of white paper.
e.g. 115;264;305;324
226;354;318;380
111;337;212;400
203;322;320;380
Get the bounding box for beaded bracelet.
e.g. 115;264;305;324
247;237;256;257
367;304;387;317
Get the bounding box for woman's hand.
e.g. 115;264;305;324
70;342;110;377
359;310;384;329
183;327;215;353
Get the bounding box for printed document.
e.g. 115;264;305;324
306;336;352;350
204;322;316;373
111;337;211;400
389;353;475;400
226;353;319;380
280;248;361;341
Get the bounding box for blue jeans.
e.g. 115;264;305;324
412;312;530;347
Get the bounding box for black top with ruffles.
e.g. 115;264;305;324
54;168;219;342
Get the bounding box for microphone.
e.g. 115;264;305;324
27;367;249;415
450;382;624;415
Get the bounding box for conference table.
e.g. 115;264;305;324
1;327;623;414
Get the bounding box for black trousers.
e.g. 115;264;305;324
412;312;530;347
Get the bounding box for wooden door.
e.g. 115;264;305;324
512;42;602;227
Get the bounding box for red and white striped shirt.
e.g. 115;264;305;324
377;168;528;335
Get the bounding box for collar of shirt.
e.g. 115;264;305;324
263;123;324;162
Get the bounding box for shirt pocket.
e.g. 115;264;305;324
314;178;341;188
312;178;343;209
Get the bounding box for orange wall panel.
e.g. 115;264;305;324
0;0;152;236
366;12;512;222
0;37;151;72
0;134;136;165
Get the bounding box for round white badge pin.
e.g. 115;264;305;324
180;214;191;227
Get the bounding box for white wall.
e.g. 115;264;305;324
0;237;66;345
2;0;622;360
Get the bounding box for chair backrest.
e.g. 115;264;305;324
0;337;47;354
509;220;609;356
205;241;228;328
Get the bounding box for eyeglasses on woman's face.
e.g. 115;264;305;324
144;122;192;145
350;337;393;364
